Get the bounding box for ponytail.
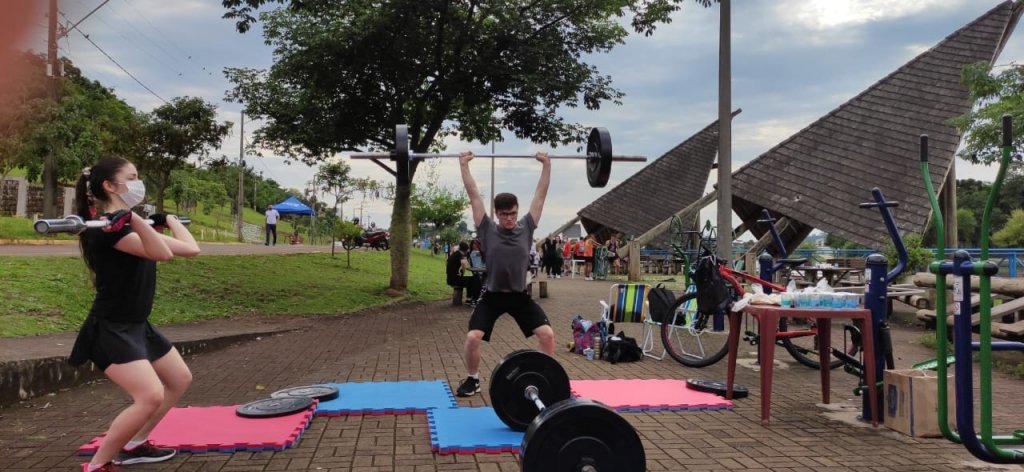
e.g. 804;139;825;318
76;156;129;285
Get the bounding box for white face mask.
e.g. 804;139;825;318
117;180;146;208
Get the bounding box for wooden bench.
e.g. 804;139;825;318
916;294;981;326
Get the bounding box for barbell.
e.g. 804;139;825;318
348;125;646;188
33;214;191;235
490;350;645;471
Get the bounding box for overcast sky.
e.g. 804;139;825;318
24;0;1024;239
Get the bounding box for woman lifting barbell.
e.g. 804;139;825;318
71;157;201;472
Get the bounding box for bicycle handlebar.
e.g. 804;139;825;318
861;187;908;285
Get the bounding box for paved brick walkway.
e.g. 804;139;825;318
1;278;1022;471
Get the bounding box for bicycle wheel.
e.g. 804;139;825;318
779;317;860;369
660;292;731;368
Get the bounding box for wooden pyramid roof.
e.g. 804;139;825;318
732;1;1023;250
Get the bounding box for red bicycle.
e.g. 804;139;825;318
660;215;860;369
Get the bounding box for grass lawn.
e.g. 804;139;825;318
0;249;448;337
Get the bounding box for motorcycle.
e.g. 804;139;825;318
341;229;390;250
364;230;390;250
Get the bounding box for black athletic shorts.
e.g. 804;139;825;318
468;291;550;342
70;318;174;371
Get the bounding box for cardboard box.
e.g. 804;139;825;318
883;369;956;437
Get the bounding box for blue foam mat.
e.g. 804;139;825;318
428;407;524;454
314;380;457;416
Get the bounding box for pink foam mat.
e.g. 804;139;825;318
78;403;316;455
570;379;733;411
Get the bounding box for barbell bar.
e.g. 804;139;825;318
490;350;645;471
347;125;647;188
33;214;191;235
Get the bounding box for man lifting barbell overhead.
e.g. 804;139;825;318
454;149;556;398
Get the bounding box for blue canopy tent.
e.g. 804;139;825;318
271;197;316;244
272;196;315;215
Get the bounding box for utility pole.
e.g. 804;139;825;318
716;0;733;261
237;110;245;241
253;171;261;210
490;140;495;220
43;0;60;218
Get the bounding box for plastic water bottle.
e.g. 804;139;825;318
584;347;594;360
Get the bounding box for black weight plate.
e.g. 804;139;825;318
522;398;645;472
395;124;411;185
586;127;612;188
489;349;571;432
686;378;749;399
235;396;313;418
270;385;339;401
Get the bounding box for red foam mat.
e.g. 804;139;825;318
78;403;315;455
570;379;733;411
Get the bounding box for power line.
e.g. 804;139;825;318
62;18;168;104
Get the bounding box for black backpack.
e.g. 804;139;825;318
646;283;676;324
602;331;643;364
694;255;731;314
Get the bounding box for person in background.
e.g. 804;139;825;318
264;204;280;246
607;233;621;275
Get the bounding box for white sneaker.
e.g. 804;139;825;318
585;277;593;281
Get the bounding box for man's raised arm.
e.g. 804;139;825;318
460;152;487;227
529;152;551;226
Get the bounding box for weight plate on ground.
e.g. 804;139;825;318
586;127;612;188
489;349;571;432
522;398;645;472
686;378;749;399
395;124;411;185
270;385;339;401
236;396;314;418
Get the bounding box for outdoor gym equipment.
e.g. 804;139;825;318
925;115;1024;463
848;187;908;423
348;125;647;188
33;213;191;234
489;350;645;471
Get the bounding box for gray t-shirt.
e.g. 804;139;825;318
477;213;536;293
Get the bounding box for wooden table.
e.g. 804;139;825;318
725;305;878;427
794;266;864;286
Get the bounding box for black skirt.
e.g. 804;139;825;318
69;317;173;371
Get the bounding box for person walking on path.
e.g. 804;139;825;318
454;150;555;397
264;204;280;246
72;157;201;472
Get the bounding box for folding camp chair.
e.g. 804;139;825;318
599;283;662;359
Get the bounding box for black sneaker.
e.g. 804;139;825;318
114;441;176;465
455;376;481;397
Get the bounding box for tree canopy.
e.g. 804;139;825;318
221;0;718;292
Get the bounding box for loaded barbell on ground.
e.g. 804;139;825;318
33;214;191;235
490;350;645;471
348;125;646;188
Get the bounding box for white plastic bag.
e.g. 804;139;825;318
815;278;834;293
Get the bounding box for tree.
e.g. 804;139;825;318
956;208;977;247
138;97;232;213
333;218;364;267
0;52;50;199
18;59;146;189
948;62;1024;164
412;182;470;240
993;209;1024;247
223;0;717;294
314;160;354;218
